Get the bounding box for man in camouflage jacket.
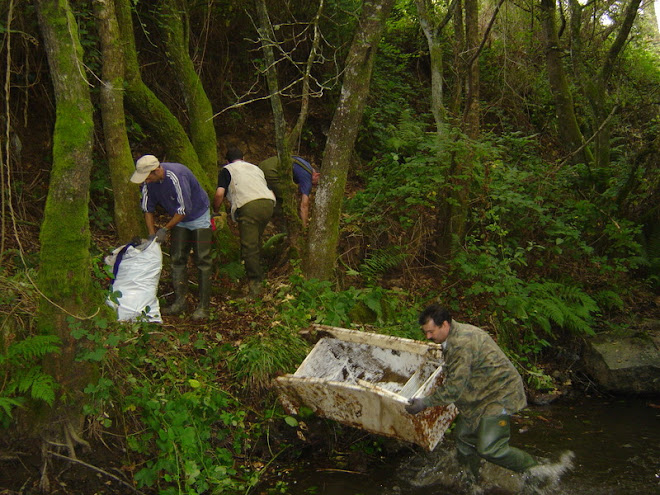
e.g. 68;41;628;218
406;304;538;480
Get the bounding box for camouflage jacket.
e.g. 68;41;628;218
427;321;527;427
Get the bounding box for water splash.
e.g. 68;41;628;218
395;447;508;493
522;451;575;494
394;446;574;495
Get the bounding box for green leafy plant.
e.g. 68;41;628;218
127;379;246;494
277;269;415;329
71;316;258;494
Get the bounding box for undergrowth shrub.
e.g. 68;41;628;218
228;269;426;393
228;326;309;391
74;318;257;494
344;123;649;388
446;132;645;386
277;268;418;330
344;115;458;281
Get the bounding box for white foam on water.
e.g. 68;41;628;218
522;451;575;494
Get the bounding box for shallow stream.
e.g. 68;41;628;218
279;397;660;495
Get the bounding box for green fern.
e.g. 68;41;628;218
496;280;599;348
1;334;61;422
359;246;408;281
535;298;566;329
0;397;24;418
525;282;598;337
16;367;58;405
593;289;624;312
7;335;61;361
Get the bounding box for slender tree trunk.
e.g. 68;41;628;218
462;0;480;138
584;0;642;189
305;0;396;280
450;0;464;117
434;0;482;261
652;0;660;40
161;0;218;184
114;0;212;194
540;0;592;166
254;0;300;249
287;0;325;149
253;0;327;257
415;0;452;135
94;0;144;243
33;0;99;485
434;132;468;261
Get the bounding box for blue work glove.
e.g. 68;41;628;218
405;397;430;415
151;227;168;243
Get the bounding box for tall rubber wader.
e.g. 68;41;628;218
455;414;537;480
163;226;189;315
191;227;213;319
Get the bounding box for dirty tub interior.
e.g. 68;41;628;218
274;324;457;450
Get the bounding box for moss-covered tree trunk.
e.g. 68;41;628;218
304;0;396;280
161;0;218;184
33;0;99;482
94;0;144;243
115;0;213;195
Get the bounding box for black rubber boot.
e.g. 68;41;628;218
192;228;213;320
163;227;189;315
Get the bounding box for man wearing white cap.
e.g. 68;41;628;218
131;155;212;320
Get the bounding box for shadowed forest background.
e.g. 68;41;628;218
0;0;659;493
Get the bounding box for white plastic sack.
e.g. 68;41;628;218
105;239;163;323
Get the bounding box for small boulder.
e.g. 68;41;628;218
582;320;660;395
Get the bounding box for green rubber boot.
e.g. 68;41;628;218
475;414;538;473
191;228;213;320
163;228;188;315
164;264;187;315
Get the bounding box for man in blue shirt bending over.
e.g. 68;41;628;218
258;155;320;227
131;155;212;320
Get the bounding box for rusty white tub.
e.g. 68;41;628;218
274;324;457;451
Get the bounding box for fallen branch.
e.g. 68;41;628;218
315;468;365;474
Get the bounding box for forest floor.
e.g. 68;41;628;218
1;242;642;494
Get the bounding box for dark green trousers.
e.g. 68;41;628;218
455;414;537;478
170;226;213;300
236;199;273;281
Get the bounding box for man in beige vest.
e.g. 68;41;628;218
214;146;275;297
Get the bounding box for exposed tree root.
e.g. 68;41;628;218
46;450;144;494
39;417;93;493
